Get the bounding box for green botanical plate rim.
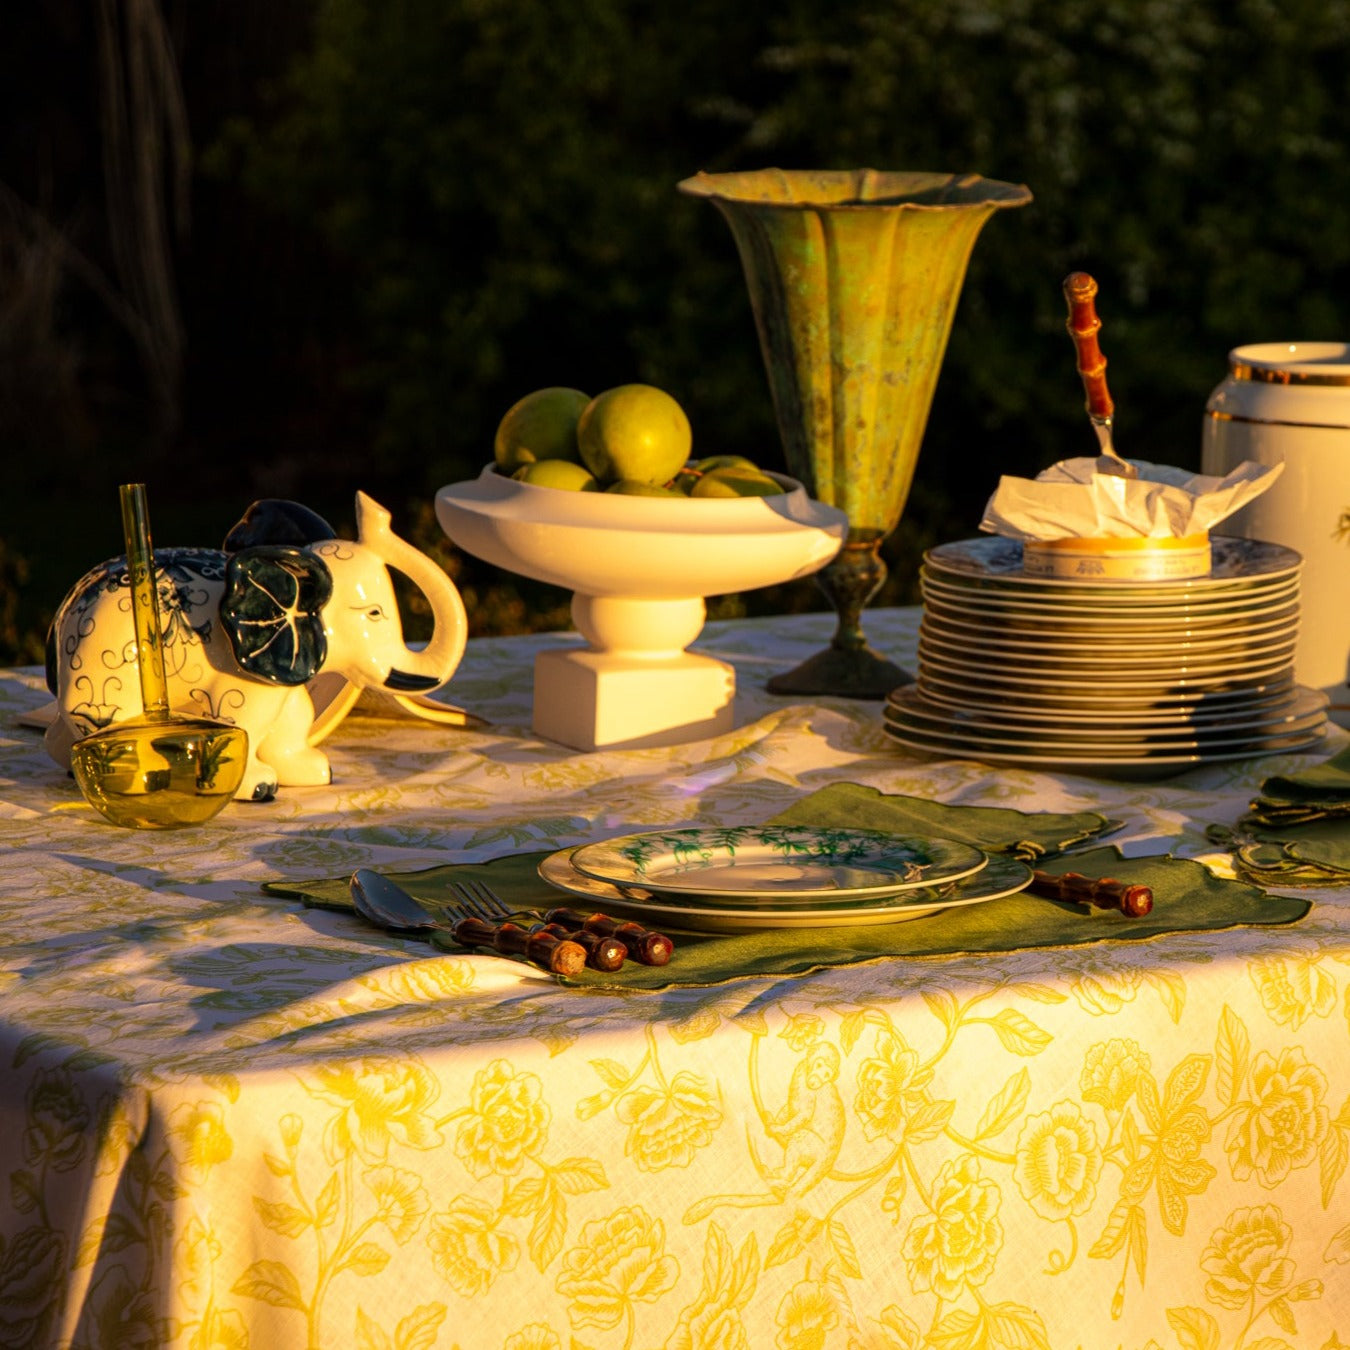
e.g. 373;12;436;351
567;826;988;902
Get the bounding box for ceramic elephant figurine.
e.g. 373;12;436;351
45;492;468;801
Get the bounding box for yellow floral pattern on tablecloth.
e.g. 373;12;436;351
0;610;1347;1349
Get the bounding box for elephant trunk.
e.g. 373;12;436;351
355;492;468;690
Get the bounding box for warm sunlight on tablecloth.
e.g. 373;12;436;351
1;610;1347;1350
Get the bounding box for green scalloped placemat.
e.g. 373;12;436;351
264;788;1308;989
266;846;1306;990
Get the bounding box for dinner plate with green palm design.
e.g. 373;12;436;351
566;826;987;904
538;847;1028;931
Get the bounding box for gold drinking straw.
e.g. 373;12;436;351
119;482;172;719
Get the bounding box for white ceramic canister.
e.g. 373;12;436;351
1203;342;1350;704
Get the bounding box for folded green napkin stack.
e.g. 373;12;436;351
267;783;1310;989
766;782;1118;860
1242;744;1350;826
1209;745;1350;887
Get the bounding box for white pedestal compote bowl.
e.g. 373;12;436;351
436;465;848;750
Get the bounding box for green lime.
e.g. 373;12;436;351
690;466;784;498
577;384;692;486
693;454;759;472
494;387;591;472
605;480;686;497
512;459;600;491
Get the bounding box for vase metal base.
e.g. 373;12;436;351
766;644;913;701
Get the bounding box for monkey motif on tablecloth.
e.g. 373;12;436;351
684;1039;848;1224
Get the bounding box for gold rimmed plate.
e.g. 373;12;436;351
916;669;1296;710
919;608;1300;656
882;720;1326;774
917;628;1299;671
896;682;1324;729
919;573;1300;619
919;585;1301;629
916;645;1295;692
924;535;1302;592
884;687;1328;750
537;847;1032;932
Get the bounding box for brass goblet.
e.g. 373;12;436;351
679;168;1032;697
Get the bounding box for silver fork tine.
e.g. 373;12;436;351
453;879;516;922
445;882;487;921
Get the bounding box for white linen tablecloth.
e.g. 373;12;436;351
1;608;1347;1350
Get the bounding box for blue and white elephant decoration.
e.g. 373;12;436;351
45;492;468;801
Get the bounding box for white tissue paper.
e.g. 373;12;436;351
979;457;1284;541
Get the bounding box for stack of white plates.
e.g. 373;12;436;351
883;535;1328;775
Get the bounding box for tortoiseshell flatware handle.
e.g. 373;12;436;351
544;907;675;966
1029;869;1153;917
1063;271;1114;422
450;916;588;975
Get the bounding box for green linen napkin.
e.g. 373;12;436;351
1206;746;1350;886
1210;822;1350;888
766;783;1118;860
266;787;1308;989
1247;750;1350;810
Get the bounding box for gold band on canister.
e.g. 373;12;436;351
1023;532;1212;581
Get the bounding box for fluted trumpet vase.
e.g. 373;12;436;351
679;168;1032;697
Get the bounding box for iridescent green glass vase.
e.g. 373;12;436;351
678;168;1032;697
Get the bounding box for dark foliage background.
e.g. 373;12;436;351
5;0;1350;660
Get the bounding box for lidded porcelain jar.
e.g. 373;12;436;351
1203;342;1350;702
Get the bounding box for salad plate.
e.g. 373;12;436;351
884;714;1330;754
917;628;1297;670
882;721;1326;775
918;585;1296;626
916;670;1295;709
917;646;1295;691
900;682;1325;728
537;847;1031;932
884;689;1328;751
919;609;1299;655
924;535;1301;592
567;826;987;902
919;572;1300;616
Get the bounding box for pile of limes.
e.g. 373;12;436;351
493;385;784;498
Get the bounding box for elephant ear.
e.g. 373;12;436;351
223;499;335;551
221;546;333;685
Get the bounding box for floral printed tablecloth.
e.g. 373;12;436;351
1;608;1347;1350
